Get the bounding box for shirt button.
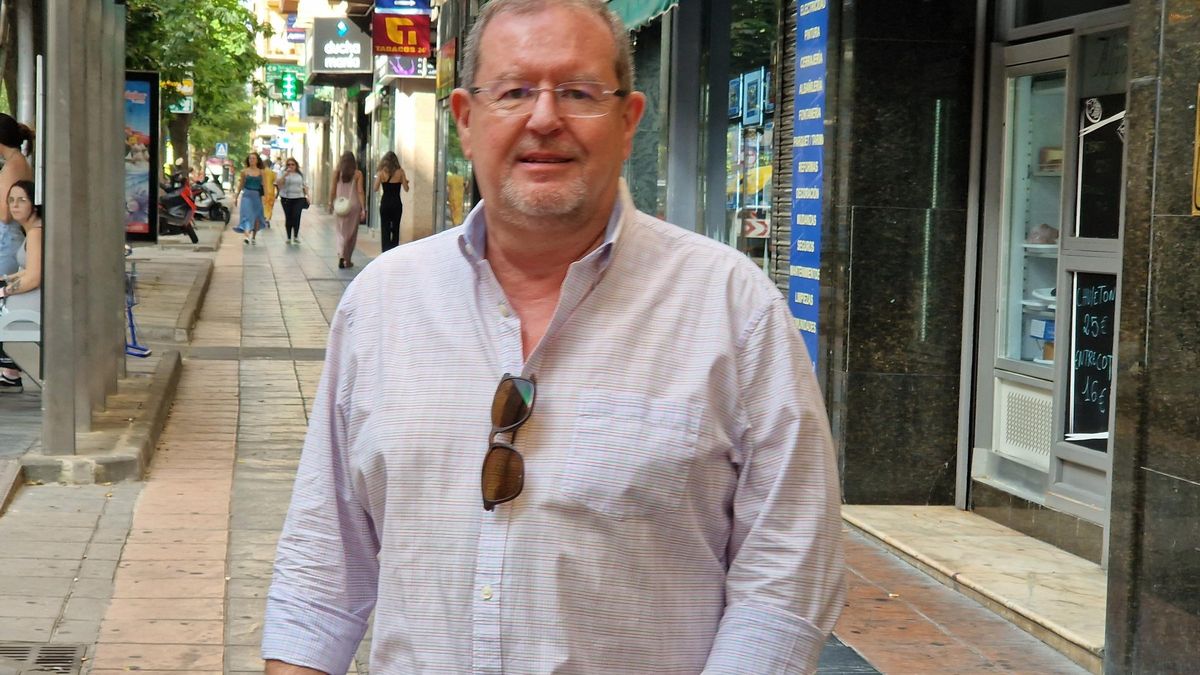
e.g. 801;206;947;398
481;585;494;600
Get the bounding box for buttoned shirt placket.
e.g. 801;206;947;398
466;238;611;675
470;253;523;675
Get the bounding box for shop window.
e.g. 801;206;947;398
1014;0;1126;28
1073;29;1127;241
723;0;779;273
628;18;668;218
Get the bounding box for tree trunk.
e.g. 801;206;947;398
167;113;191;177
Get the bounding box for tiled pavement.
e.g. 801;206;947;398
0;209;1086;674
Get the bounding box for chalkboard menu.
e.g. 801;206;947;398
1075;93;1125;239
1066;272;1117;452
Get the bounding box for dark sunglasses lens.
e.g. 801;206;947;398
482;445;524;505
492;377;535;429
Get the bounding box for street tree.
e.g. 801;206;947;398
125;0;269;174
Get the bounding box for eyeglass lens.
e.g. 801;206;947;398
482;445;524;508
478;81;619;118
491;376;535;430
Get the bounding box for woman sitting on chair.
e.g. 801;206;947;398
0;180;43;393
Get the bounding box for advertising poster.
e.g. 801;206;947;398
742;69;763;126
124;71;159;242
728;76;742;118
790;0;830;366
726;124;741;209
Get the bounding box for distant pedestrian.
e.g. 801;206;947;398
0;180;43;393
262;155;278;227
276;157;310;244
233;153;267;244
328;151;365;269
0;113;34;277
372;151;410;252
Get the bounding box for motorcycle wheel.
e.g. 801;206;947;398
221;206;231;225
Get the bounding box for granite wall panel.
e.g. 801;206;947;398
1106;0;1200;671
841;371;958;504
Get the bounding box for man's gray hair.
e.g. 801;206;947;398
460;0;635;92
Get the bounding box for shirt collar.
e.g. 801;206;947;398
458;179;632;271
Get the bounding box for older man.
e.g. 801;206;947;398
261;1;844;673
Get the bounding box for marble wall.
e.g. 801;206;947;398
1106;0;1200;671
826;1;975;504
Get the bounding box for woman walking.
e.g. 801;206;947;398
233;153;267;244
372;151;410;253
328;151;365;268
276;157;310;244
0;180;43;393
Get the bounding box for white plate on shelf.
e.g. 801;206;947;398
1023;243;1058;252
1032;358;1053;365
1021;299;1048;310
1031;288;1056;302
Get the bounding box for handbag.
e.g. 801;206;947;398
333;196;352;216
299;197;310;210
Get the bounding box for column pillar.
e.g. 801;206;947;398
42;0;79;453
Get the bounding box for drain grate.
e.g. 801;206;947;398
0;643;83;674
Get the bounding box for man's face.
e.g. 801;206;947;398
450;6;645;224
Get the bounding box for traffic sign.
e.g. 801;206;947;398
214;143;228;158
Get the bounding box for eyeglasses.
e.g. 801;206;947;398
468;80;629;118
481;374;536;511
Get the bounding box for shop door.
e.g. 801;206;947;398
972;31;1127;560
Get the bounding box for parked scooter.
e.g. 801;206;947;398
159;171;199;244
192;173;231;224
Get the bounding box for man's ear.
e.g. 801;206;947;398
449;88;474;160
620;91;647;160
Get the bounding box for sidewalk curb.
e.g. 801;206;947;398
20;349;183;485
132;259;214;343
0;459;22;515
175;259;214;341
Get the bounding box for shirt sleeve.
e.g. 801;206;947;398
262;301;380;674
704;296;845;674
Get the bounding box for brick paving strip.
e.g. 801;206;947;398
89;360;239;672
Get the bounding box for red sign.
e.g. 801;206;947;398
373;13;431;56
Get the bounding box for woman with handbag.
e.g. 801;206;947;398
0;180;43;393
328;151;365;269
276;158;310;244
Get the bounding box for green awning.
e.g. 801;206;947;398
608;0;677;31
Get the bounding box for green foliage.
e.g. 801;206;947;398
126;0;270;162
730;0;779;74
189;84;256;159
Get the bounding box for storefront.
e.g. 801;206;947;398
369;54;437;242
969;3;1129;564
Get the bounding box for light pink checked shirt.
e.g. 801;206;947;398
263;184;845;674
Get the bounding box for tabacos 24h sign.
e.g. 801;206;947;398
309;18;372;73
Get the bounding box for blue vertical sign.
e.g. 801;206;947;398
790;0;829;367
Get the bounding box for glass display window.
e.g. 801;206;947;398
1001;70;1065;368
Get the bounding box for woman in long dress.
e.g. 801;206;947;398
233;153;267;244
328;151;365;269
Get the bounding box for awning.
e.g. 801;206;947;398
608;0;677;31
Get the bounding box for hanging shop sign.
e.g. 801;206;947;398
162;77;194;115
285;13;305;43
375;0;432;13
789;0;830;367
373;13;432;57
309;18;372;74
387;56;436;80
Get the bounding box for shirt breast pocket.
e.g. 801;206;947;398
555;391;701;520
